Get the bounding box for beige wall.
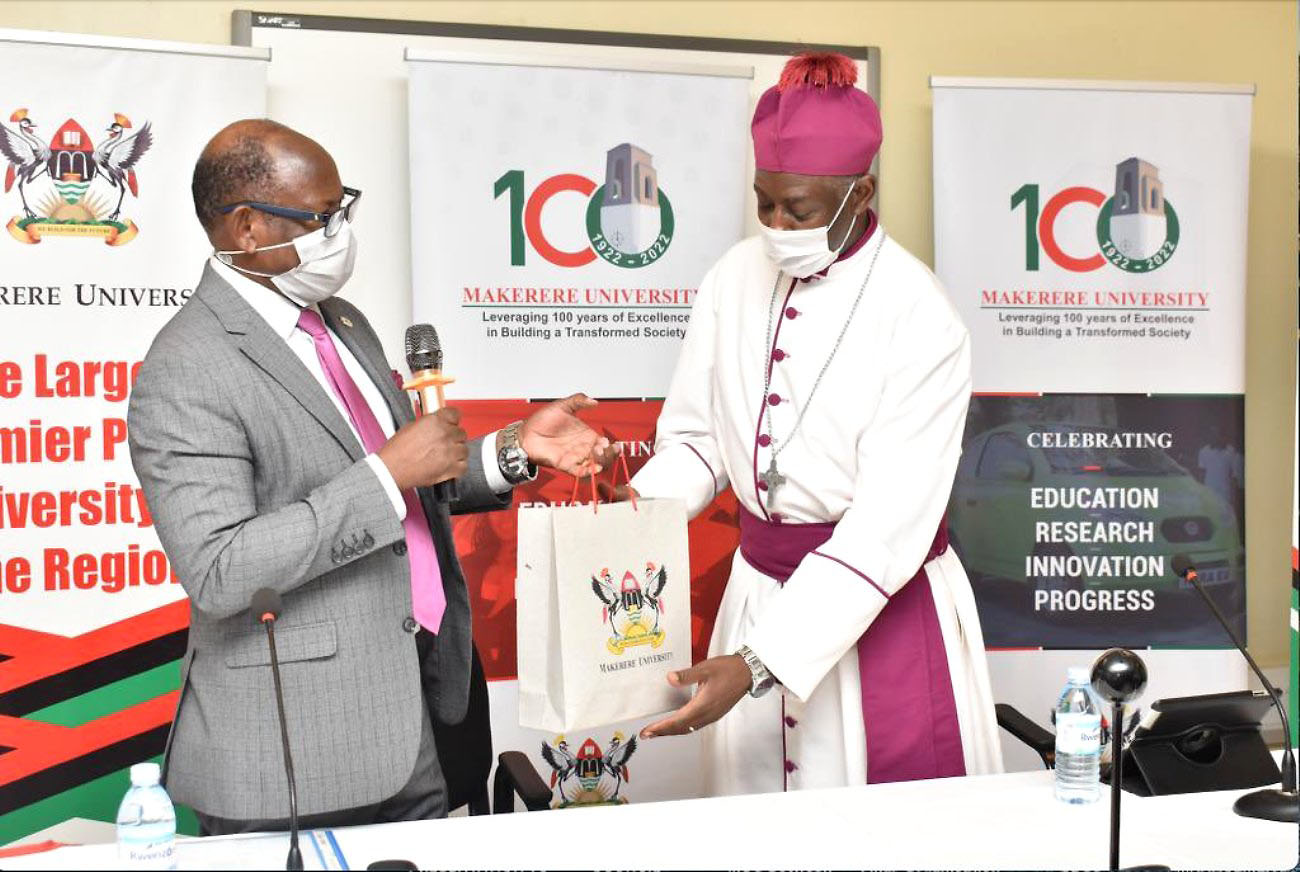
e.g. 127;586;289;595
4;1;1295;666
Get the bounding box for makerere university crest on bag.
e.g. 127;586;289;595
590;562;669;655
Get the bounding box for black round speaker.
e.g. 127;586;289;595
1090;647;1149;703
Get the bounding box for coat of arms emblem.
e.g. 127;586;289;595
540;733;637;807
590;562;668;655
1;108;153;245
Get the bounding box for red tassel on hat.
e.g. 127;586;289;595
753;50;881;175
777;52;858;92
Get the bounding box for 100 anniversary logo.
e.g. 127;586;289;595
494;142;673;270
1;108;153;246
1011;157;1178;274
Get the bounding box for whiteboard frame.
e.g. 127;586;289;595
233;10;878;100
232;10;881;205
403;46;754;80
931;75;1256;96
0;25;269;61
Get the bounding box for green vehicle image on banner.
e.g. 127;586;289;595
949;421;1245;644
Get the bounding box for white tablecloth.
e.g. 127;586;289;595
6;758;1297;870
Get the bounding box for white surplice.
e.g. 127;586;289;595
632;225;1003;795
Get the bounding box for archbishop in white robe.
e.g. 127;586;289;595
631;217;1004;795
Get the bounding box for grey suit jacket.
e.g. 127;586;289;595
127;263;508;819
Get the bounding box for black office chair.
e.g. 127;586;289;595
491;751;554;813
995;703;1057;769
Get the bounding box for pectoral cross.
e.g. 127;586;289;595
760;456;786;511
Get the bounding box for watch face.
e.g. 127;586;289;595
498;444;532;483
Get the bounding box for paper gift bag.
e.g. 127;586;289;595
517;497;692;733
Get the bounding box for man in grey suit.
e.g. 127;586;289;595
128;119;610;833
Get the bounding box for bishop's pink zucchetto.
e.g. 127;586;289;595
751;53;882;177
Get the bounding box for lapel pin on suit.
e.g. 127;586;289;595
340;316;354;328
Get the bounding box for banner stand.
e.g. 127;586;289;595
931;76;1254;771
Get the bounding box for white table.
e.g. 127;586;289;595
6;761;1297;870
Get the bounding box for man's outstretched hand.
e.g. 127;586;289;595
639;655;751;739
517;393;617;477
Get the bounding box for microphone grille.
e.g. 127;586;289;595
250;587;283;623
405;323;443;372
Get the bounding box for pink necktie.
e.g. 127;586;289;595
297;309;445;632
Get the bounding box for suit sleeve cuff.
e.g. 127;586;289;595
365;453;407;521
481;430;512;494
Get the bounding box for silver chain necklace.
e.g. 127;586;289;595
759;230;886;510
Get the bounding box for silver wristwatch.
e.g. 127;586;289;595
736;645;776;698
496;420;538;486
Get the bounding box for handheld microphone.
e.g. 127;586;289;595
403;324;458;503
251;587;304;870
1173;556;1298;822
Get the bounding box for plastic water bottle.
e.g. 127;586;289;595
1054;667;1102;804
116;762;177;870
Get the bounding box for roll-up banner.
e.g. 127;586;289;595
0;30;268;844
407;51;751;805
931;78;1253;654
1291;340;1297;745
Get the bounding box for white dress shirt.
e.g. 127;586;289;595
209;257;510;515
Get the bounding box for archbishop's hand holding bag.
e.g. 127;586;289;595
517;464;691;733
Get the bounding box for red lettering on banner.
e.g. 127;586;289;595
33;356;140;403
44;547;71;588
462;286;581;305
523;174;597;268
43;545;174;594
102;418;127;460
30;492;55;527
137;491;153;528
981;289;1090;306
0;484;153;529
73;553;98;588
0;361;20;398
1038;187;1105;272
45;426;72;462
0;421;93;464
1;556;33;593
1092;290;1210;308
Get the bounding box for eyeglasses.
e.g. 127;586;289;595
217;186;361;237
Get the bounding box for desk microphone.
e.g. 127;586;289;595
1173;556;1298;822
1090;649;1168;872
251;587;304;871
403;323;458;503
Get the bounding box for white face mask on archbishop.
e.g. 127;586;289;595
758;179;860;279
216;219;358;307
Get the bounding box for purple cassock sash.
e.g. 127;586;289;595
737;508;967;784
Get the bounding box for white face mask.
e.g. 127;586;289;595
758;179;860;278
216;219;357;306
